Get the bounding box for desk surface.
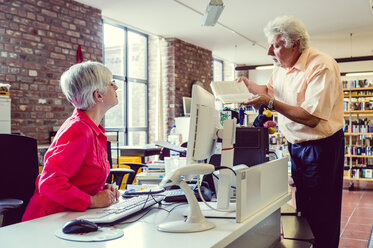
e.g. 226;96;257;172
0;193;290;248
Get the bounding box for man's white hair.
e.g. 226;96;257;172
264;15;310;53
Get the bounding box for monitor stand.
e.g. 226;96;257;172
196;119;238;219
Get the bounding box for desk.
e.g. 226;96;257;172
118;145;162;162
1;158;291;248
0;194;290;248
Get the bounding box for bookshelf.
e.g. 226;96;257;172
343;76;373;189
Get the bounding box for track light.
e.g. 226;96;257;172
345;72;373;77
255;65;274;70
201;0;224;26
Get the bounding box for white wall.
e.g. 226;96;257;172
248;69;272;85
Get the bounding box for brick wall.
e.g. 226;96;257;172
0;0;102;144
148;37;213;141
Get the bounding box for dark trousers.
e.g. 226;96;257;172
288;129;344;248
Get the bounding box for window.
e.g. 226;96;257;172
213;58;224;81
103;22;148;147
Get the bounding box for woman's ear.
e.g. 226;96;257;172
93;89;104;103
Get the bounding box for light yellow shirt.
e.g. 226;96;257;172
267;48;345;144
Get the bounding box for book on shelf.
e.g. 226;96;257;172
210;81;254;104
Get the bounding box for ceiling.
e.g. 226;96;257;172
75;0;373;67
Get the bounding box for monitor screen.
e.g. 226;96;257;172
186;85;220;166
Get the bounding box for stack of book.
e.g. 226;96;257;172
144;161;165;178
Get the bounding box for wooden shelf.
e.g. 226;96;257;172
343;87;373;92
345;154;373;158
344;132;373;135
343;79;373;188
344;176;373;181
344;110;373;116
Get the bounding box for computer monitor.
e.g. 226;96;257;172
186;84;236;212
186;86;220;165
182;97;192;116
158;85;235;232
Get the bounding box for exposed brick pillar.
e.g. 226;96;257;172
0;0;102;144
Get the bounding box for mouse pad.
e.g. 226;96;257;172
55;227;123;242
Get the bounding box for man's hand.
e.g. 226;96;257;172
243;95;271;110
236;76;269;96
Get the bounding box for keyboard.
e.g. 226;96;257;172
78;194;165;224
164;189;186;202
164;188;212;202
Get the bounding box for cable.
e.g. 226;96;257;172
122;188;165;198
109;194;165;226
212;172;236;190
214;166;237;176
197;174;235;213
268;150;278;159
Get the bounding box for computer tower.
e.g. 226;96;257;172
204;127;269;196
209;127;269;167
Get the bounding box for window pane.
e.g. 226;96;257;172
128;131;146;146
128;31;146;80
104;24;125;77
104;79;125;128
213;60;223;81
128;81;146;127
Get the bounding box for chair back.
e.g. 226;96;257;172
106;140;113;168
0;134;39;225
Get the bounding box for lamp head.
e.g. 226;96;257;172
201;0;225;26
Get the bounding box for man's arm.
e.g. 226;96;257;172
272;98;320;128
237;77;269;96
245;95;320;128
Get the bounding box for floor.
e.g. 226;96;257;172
339;188;373;248
288;181;373;248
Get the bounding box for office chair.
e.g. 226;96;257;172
119;162;148;185
106;141;135;189
0;134;39;226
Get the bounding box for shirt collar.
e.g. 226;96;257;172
73;108;106;136
289;48;310;73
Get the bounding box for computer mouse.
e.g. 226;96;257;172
62;219;98;234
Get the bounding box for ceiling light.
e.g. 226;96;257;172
345;72;373;77
201;0;225;26
255;65;274;70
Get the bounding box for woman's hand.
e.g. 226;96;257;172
104;183;120;200
89;185;119;208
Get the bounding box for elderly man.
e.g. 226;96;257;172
239;16;345;248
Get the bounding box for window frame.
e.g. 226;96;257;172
103;19;149;146
212;58;224;81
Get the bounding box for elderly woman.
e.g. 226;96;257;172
23;61;119;221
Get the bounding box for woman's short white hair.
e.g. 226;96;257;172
60;61;112;110
264;16;310;53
